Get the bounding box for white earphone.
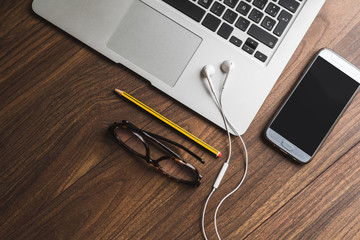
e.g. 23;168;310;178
201;64;216;77
202;60;234;77
220;60;235;73
202;61;235;91
220;60;235;89
201;61;248;240
201;64;216;91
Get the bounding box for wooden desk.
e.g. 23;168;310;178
1;1;359;239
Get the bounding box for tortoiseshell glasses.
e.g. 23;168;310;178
109;120;203;187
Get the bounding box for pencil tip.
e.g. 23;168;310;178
114;88;123;95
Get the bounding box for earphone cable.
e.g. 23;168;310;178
201;72;232;240
214;85;248;239
206;73;232;164
202;71;248;240
202;187;216;240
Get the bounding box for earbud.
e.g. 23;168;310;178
202;65;216;92
221;60;235;89
201;64;215;78
221;60;235;73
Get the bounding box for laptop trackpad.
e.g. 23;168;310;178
106;1;202;87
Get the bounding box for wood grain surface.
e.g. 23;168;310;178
1;0;359;239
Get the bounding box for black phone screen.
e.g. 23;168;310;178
270;56;359;156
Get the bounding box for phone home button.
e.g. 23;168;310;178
282;141;294;152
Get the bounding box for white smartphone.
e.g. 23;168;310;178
265;49;360;163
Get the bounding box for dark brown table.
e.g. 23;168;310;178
1;1;359;239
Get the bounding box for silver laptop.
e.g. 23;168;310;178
32;0;325;134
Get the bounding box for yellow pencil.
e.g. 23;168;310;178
115;89;222;158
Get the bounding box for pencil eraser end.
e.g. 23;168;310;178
217;152;222;158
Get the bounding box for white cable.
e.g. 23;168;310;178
214;134;248;239
214;90;248;239
202;188;216;240
205;72;232;165
221;72;230;90
201;71;249;240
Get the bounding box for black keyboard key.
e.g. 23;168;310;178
224;0;240;8
236;1;251;16
202;13;221;31
242;38;258;54
255;51;268;62
242;45;255;54
211;2;226;16
198;0;213;9
230;36;242;47
248;24;278;48
163;0;205;22
278;9;293;22
253;0;268;10
235;16;250;31
249;9;264;23
218;23;234;39
223;9;238;24
245;37;259;49
273;10;292;36
261;16;276;31
265;2;280;17
279;0;300;13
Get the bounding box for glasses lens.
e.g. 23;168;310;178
114;126;147;157
157;158;197;182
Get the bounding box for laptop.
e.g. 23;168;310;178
32;0;325;134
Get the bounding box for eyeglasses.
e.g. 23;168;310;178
109;120;203;187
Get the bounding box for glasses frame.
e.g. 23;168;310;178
109;120;203;187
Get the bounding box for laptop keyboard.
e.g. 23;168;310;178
162;0;305;64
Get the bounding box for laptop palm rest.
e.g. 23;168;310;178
106;1;202;87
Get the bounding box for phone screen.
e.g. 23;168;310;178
269;56;359;156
